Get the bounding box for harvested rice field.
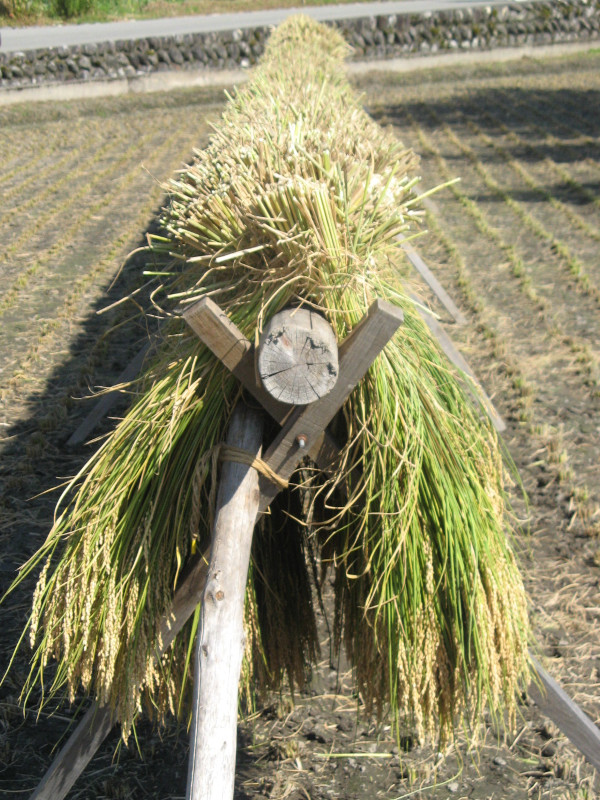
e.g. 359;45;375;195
1;49;599;799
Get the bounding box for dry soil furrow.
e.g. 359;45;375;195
470;102;600;230
378;106;562;328
498;88;600;169
0;130;44;166
489;91;600;226
0;120;178;319
0;116;153;264
453;114;600;271
403;105;600;348
0;144;60;193
399;116;600;511
1;123;213;414
429;113;600;311
0;101;222;252
0;115;103;184
0;122;109;215
536;91;600;142
435;90;600;240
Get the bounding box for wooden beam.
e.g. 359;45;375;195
29;704;114;800
408;294;506;433
186;403;264;800
66;343;151;448
257;307;338;405
529;657;600;772
399;237;466;324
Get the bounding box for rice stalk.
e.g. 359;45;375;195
4;15;530;743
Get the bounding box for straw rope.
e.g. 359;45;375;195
189;442;288;554
219;445;289;489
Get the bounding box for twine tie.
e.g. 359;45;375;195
218;444;288;489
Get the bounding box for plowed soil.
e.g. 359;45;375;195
1;50;599;800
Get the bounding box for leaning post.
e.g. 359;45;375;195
186;402;264;800
186;305;343;800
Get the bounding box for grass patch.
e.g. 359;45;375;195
2;0;387;26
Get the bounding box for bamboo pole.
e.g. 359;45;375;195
186;401;264;800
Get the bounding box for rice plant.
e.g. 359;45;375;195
5;15;530;743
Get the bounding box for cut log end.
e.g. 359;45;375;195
257;307;338;405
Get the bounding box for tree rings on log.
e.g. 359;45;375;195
257;307;338;405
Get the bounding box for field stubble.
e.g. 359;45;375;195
1;52;600;799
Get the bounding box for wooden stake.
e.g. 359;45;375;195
529;657;600;771
186;402;264;800
29;704;114;800
399;236;466;324
407;292;506;433
27;556;211;800
66;343;151;447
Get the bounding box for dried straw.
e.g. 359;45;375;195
4;15;530;742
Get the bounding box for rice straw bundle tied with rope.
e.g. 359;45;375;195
6;15;530;745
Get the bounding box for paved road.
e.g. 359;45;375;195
2;0;524;53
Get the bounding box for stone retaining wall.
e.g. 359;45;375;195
1;0;599;90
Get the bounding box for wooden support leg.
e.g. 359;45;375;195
186;402;264;800
406;292;506;433
529;657;600;772
29;704;114;800
27;552;211;800
399;236;467;325
66;343;151;448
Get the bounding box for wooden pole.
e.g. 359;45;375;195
257;307;339;405
529;657;600;771
186;401;264;800
29;704;114;800
398;235;467;324
406;292;506;433
66;343;151;447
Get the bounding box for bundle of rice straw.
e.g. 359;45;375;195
9;16;530;742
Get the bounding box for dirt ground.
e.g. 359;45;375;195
1;50;599;799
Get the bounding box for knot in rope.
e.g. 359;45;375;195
219;444;289;489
